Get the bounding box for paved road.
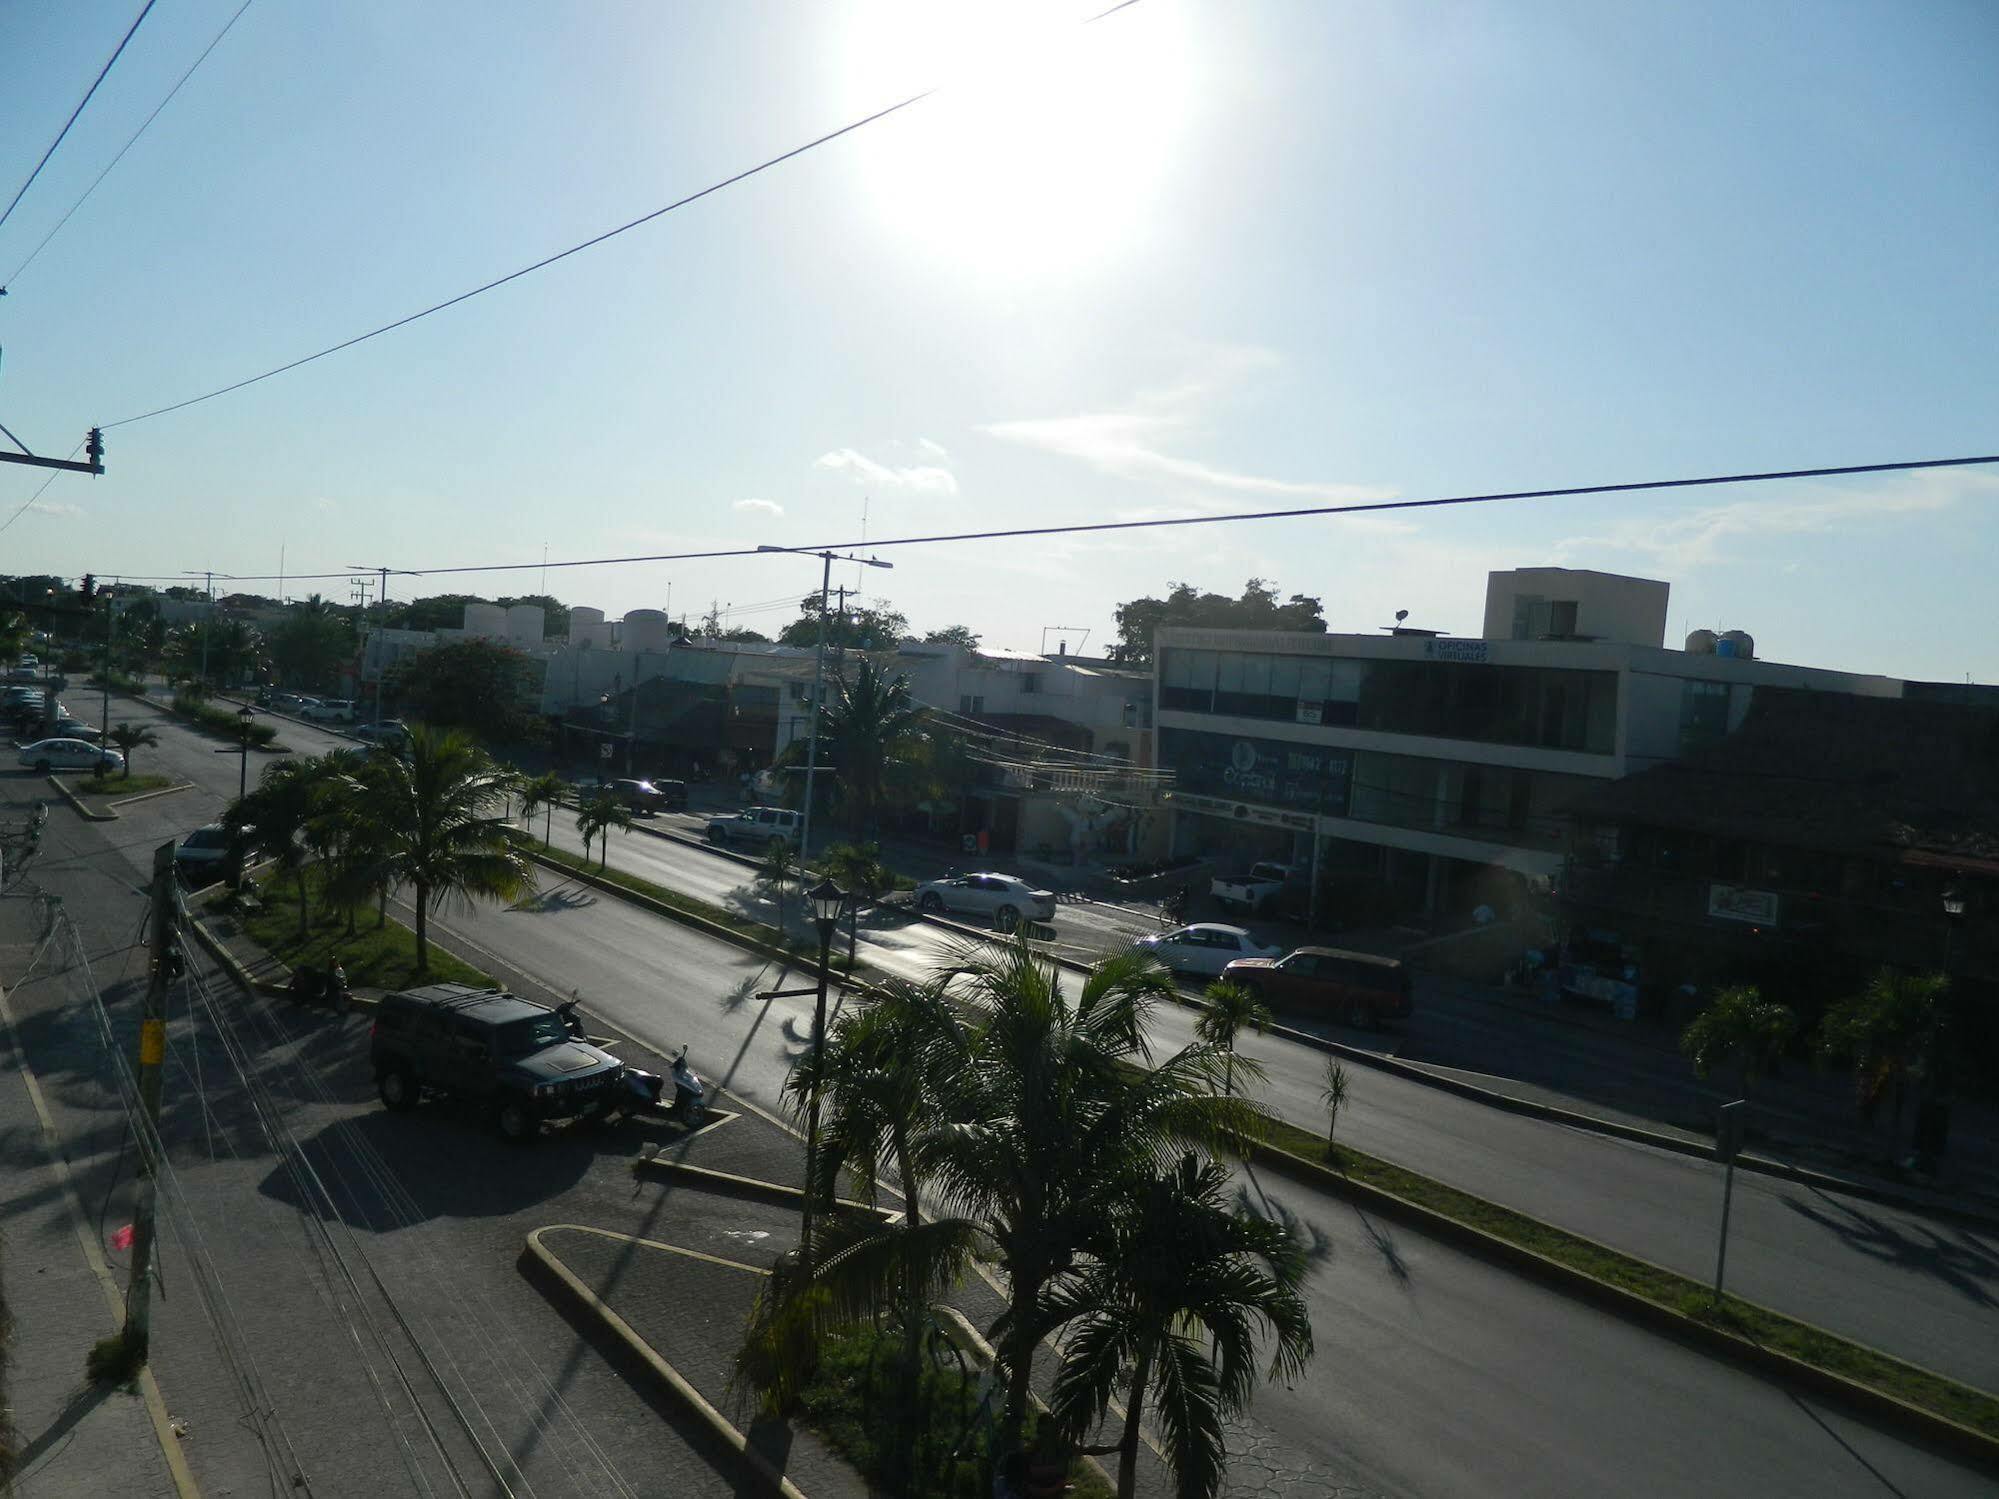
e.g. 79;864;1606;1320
8;765;1995;1498
67;697;1999;1396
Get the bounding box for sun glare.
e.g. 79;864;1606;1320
835;1;1192;275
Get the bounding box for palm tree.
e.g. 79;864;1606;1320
1818;968;1950;1139
1195;980;1273;1099
1321;1058;1350;1158
757;839;798;930
819;656;927;839
819;840;893;964
327;752;399;934
781;941;1263;1461
1681;984;1797;1102
576;789;632;870
107;722;158;779
227;759;318;942
1050;1153;1314;1498
367;724;536;972
517;770;567;846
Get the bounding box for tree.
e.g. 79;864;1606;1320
1049;1153;1313;1498
227;760;319;942
1681;984;1797;1101
389;593;490;632
1818;968;1950;1136
756;839;798;929
818;841;895;964
517;771;567;847
107;722;158;779
366;725;536;972
1321;1058;1350;1158
165;617;263;689
387;637;542;744
696;603;773;644
818;656;928;839
921;624;981;650
495;594;569;638
1109;579;1327;667
777;596;910;652
576;790;632;870
1195;980;1273;1100
268;595;356;691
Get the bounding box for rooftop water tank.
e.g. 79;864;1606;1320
1684;629;1718;655
623;608;670;656
569;605;609;650
463;601;507;639
1717;629;1755;660
505;602;544;645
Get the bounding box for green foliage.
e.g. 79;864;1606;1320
516;770;567;846
105;722;159;776
77;772;172;798
163;616;264;688
777;596;910;652
495;593;569;638
575;789;633;869
920;624;982;649
1680;984;1797;1099
172;693;279;745
268;595;356;691
819;657;928;839
1817;968;1951;1115
86;1328;146;1386
1110;578;1326;668
387;637;543;744
241;864;494;991
1321;1058;1350;1156
1196;980;1274;1100
756;839;799;925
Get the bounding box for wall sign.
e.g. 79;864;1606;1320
1423;639;1489;663
1159;728;1351;816
1708;883;1779;925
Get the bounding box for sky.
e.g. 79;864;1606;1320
0;0;1994;679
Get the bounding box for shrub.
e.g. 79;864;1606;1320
172;692;278;746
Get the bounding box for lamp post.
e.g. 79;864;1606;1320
799;875;849;1265
1942;885;1966;974
236;705;255;800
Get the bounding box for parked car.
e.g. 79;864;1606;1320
353;718;409;745
174;822;254;884
649;777;689;812
1211;861;1303;916
596;778;672;816
271;693;313;714
370;983;656;1141
1133;923;1283;977
912;872;1058;932
1221;946;1413;1029
17;738;123;774
51;717;103;740
300;697;356;723
706;805;802;850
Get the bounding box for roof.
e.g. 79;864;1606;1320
1292;946;1406;968
389;983;544;1023
1568;688;1999;863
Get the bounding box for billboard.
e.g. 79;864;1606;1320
1159;727;1351;816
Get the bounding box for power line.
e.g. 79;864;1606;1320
0;0;160;240
3;0;258;290
0;443;83;537
80;451;1999;586
99;0;1146;430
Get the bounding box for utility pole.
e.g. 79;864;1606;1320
184;570;216;691
347;563;408;726
124;840;179;1360
100;594;116;744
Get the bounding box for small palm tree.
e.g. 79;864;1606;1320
819;656;928;839
1818;968;1950;1137
1321;1057;1350;1159
1050;1153;1314;1499
1681;984;1798;1102
517;770;567;847
367;724;536;973
1195;979;1273;1099
819;840;894;964
227;760;318;942
757;839;799;930
576;790;632;870
107;722;158;779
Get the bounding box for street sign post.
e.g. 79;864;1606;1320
1711;1099;1746;1304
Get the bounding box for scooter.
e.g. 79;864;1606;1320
667;1046;709;1125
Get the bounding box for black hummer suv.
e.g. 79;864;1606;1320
370;983;651;1142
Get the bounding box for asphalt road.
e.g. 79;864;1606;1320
7;752;1996;1498
66;696;1999;1396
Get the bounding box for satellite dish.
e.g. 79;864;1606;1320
1395;609;1409;623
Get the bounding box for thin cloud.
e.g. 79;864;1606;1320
1553;468;1994;569
982;347;1394;504
27;500;84;518
816;446;959;496
734;497;784;517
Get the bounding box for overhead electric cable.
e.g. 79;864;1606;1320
85;451;1999;585
3;0;258;289
0;0;160;240
97;0;1145;430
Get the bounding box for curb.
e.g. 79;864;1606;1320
631;1153;894;1221
519;1226;808;1499
43;771;116;822
106;782;195;810
1247;1139;1999;1474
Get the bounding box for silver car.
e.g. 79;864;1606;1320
18;738;123;773
1134;923;1284;977
913;872;1057;932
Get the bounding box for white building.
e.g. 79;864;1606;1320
1154;567;1905;921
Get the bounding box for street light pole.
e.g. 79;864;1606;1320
236;705;255;800
799;877;848;1267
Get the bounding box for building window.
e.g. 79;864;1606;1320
1679;681;1731;754
959;694;985;717
1019;674;1039;694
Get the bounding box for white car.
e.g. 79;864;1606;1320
706;806;802;850
912;872;1057;932
300;698;355;723
1134;923;1284;977
18;738;123;774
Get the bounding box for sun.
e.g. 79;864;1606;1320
834;1;1193;276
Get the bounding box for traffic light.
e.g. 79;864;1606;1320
85;427;104;470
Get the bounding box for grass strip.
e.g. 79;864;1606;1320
239;866;494;991
799;1326;1114;1498
1258;1114;1999;1439
76;771;174;797
533;842;857;972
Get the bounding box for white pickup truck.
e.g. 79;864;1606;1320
1211;861;1299;916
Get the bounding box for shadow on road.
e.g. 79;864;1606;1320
1782;1190;1999;1309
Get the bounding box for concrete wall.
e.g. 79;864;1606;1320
1482;567;1670;647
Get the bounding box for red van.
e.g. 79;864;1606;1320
1221;946;1413;1029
